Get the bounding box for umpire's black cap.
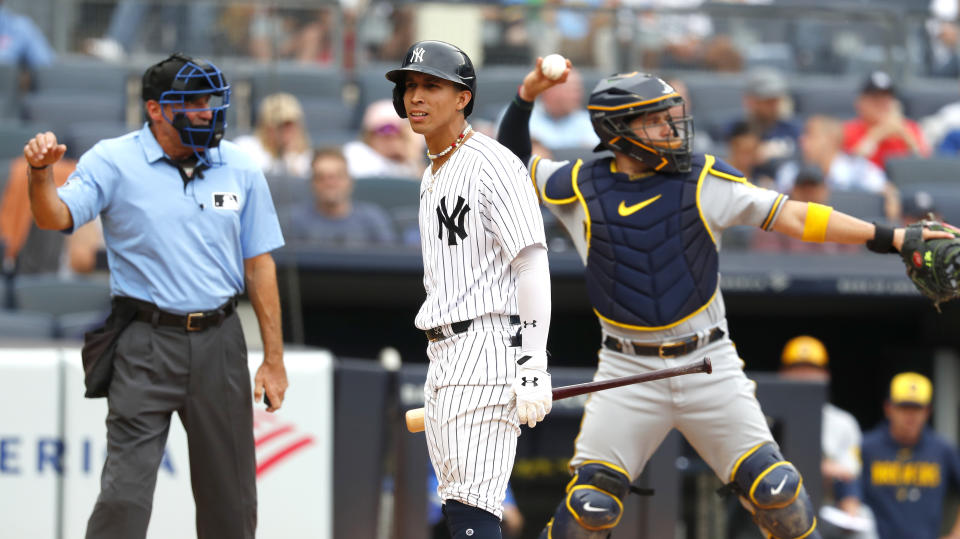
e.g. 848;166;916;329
141;52;227;102
385;40;476;118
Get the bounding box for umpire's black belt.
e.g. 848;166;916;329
425;315;521;343
123;296;238;332
603;327;725;358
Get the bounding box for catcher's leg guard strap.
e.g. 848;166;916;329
443;500;502;539
539;462;630;539
727;443;818;539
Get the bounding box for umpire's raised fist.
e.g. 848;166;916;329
24;132;67;169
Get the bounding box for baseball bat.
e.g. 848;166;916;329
405;356;711;433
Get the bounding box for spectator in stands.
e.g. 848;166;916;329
857;372;960;539
751;165;860;254
529;67;599;151
85;1;215;61
343;99;424;179
778;336;877;539
778;115;900;221
0;1;54;70
731;67;800;180
235;92;313;179
0;156;102;275
843;71;930;170
247;5;336;64
901;189;943;224
283;147;397;246
920;80;960;150
725;120;772;186
925;0;960;78
667;77;714;154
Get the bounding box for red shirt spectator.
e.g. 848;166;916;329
842;71;930;169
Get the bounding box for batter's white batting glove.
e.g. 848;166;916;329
512;353;552;428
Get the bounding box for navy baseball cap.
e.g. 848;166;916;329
861;70;897;96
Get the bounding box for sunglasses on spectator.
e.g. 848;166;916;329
371;124;402;136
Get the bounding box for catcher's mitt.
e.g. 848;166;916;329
900;219;960;310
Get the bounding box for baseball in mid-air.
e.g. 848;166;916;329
540;54;567;81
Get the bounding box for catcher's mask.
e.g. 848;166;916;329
588;72;693;173
385;40;476;119
142;53;230;167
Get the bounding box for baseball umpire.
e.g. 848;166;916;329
387;40;553;539
24;53;287;539
496;59;953;539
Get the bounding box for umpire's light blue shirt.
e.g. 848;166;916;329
57;123;285;314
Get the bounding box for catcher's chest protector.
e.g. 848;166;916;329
578;157;719;329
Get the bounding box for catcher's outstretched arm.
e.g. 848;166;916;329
771;200;952;249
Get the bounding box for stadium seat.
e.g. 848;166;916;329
901;183;960;224
791;77;859;119
266;173;313;210
11;275;111;316
828;191;885;222
0;309;57;339
0;64;18;120
885;156;960;187
682;73;746;141
352;177;421;212
31;58;131;98
64;122;130;160
354;62;401;112
21;94;126;134
300;97;356;133
0;123;48;159
901;81;958;119
474;66;530;122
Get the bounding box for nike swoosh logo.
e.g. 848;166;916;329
582;502;607;513
770;475;788;496
618;194;662;217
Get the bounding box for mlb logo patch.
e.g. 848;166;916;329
213;192;240;210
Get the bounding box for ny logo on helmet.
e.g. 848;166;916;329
411;47;426;63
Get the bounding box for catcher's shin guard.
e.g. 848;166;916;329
539;462;630;539
727;443;820;539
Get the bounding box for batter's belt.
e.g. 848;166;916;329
603;326;724;358
425;314;521;343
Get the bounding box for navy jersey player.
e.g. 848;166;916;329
496;58;951;539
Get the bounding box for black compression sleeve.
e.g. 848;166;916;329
496;93;535;165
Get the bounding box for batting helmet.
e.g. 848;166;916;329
588;72;693;173
385;40;476;119
142;52;231;166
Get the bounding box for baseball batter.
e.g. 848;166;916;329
496;59;951;539
385;41;553;539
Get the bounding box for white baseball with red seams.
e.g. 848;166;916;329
540;54;566;81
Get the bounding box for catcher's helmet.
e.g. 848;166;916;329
142;53;231;166
385;40;476;118
588;72;693;173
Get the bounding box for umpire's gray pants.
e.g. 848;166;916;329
85;312;256;539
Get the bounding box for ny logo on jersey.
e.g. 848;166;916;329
437;195;470;246
411;47;426;63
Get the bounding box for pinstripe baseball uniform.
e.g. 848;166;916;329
417;131;547;518
529;153;785;483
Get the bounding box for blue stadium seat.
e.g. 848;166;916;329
901;81;958;119
791;77;859;119
266;173;313;211
474;66;530;122
64;122;130;160
0;64;18;120
31;58;131;99
300;97;356;133
828;191;885;222
354;62;401;113
682;73;746;141
21;94;126;134
0;123;48;159
885;156;960;187
12;275;111;316
0;309;57;339
352;176;421;212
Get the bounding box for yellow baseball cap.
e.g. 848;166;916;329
890;372;932;406
780;336;828;368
